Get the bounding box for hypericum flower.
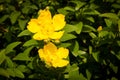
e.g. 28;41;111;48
27;7;66;41
97;26;102;32
38;42;69;68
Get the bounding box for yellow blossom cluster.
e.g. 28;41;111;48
27;7;66;42
27;7;69;68
38;42;69;68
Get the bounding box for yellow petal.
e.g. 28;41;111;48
38;8;52;25
97;26;102;32
49;31;64;39
44;42;57;53
27;19;41;33
52;59;69;68
57;47;69;59
33;32;48;40
53;14;66;31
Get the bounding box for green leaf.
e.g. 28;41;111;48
100;13;119;20
6;68;15;77
60;33;76;41
112;3;120;9
71;1;86;10
75;22;83;34
86;69;91;80
82;25;96;32
92;51;99;62
0;15;9;23
98;31;109;37
13;46;33;61
17;65;27;72
89;32;97;38
83;9;100;15
64;6;75;12
64;24;77;33
0;49;6;65
104;19;112;27
10;11;21;24
79;73;87;80
118;19;120;32
23;39;38;47
72;41;79;57
14;68;24;78
109;63;118;73
0;68;9;78
86;17;95;23
18;19;28;30
6;57;14;68
68;64;80;80
59;43;72;48
57;8;69;15
5;41;21;54
17;30;32;37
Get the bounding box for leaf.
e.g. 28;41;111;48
6;68;15;77
99;13;119;20
104;19;112;27
82;25;96;32
83;9;100;15
86;69;91;80
64;24;77;33
60;33;76;41
0;15;9;23
64;6;75;12
17;30;32;37
89;32;97;38
72;41;79;57
17;65;27;72
10;11;21;24
118;19;120;32
57;8;69;15
14;68;24;78
5;41;21;54
18;19;28;30
79;73;87;80
23;39;38;47
86;17;95;23
68;64;80;80
75;22;83;34
13;46;33;61
6;57;14;68
59;43;72;48
98;31;109;37
0;68;9;78
0;49;6;65
92;51;99;62
71;1;86;10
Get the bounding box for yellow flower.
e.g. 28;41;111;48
97;26;102;32
27;7;66;41
38;42;69;68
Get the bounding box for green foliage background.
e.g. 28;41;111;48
0;0;120;80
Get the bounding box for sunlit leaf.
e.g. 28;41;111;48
17;30;32;37
0;68;9;78
5;42;21;54
0;49;6;65
23;39;38;47
13;46;34;61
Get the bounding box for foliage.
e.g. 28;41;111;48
0;0;120;80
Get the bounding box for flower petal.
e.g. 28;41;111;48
49;31;64;39
33;32;48;40
27;19;41;33
44;42;57;53
57;47;69;59
52;59;69;68
53;14;66;31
